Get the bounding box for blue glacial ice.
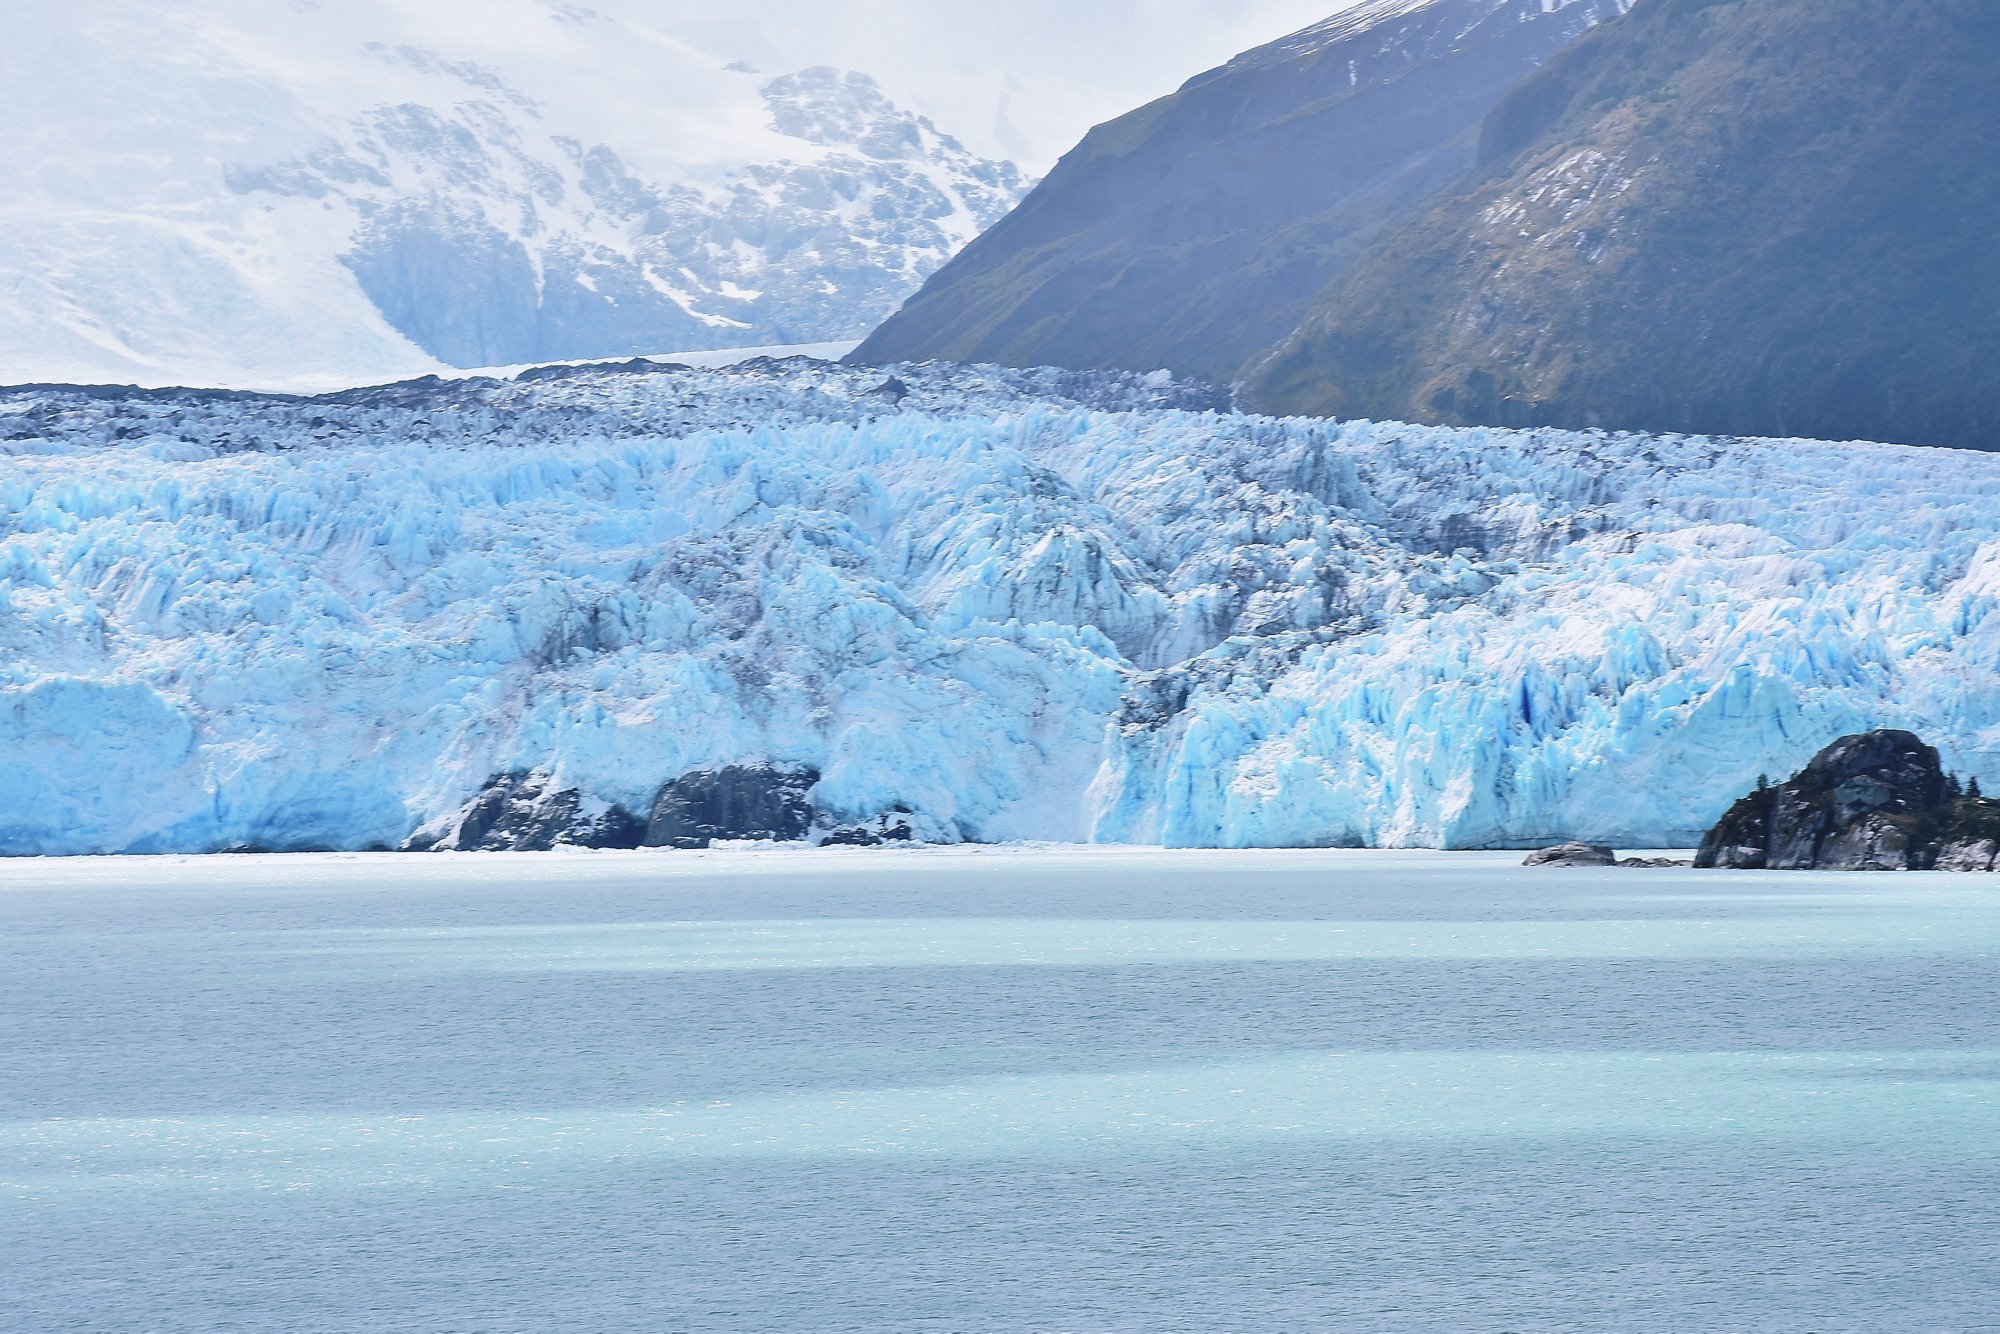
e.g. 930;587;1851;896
1;358;1997;855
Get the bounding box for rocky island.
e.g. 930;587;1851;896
1696;731;2000;872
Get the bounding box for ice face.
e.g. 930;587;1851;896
1;357;1995;855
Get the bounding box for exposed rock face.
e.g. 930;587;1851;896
1524;842;1617;867
1938;840;2000;873
419;764;916;853
818;813;916;848
1247;0;2000;451
645;766;820;849
417;771;646;852
1696;731;2000;871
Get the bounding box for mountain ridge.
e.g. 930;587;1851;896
1243;0;2000;450
851;0;1630;385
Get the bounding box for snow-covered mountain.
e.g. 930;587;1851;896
0;0;1027;391
5;357;1999;856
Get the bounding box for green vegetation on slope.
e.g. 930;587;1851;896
1246;0;2000;450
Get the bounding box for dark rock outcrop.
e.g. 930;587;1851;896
644;766;820;849
1696;731;2000;871
415;771;646;852
418;764;923;854
1524;843;1686;867
818;812;916;848
1524;842;1619;867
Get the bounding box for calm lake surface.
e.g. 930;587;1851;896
3;848;1998;1331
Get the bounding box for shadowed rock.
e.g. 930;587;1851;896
1524;842;1618;868
416;771;646;852
645;766;820;849
819;812;915;848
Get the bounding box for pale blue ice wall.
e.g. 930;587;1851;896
2;360;1996;854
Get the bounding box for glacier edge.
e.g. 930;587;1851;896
1;358;1996;855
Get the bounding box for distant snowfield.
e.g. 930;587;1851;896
3;358;1998;857
0;1;1023;389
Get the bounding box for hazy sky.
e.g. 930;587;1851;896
597;0;1362;170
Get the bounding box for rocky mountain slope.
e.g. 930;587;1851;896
0;0;1027;390
1247;0;2000;450
5;358;2000;855
851;0;1631;386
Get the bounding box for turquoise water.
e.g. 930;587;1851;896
3;849;1998;1330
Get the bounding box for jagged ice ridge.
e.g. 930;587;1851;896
2;359;1997;855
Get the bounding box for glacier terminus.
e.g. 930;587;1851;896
2;357;1997;858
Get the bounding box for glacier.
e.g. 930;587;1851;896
2;357;1998;856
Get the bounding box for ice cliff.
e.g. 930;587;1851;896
2;358;1997;855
